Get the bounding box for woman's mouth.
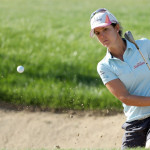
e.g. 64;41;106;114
103;40;108;42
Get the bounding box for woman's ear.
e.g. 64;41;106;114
115;24;120;32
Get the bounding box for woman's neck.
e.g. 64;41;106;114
109;38;126;61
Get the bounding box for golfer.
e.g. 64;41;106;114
90;8;150;149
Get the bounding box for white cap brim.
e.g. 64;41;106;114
90;23;111;37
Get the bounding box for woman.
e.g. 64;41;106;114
90;8;150;149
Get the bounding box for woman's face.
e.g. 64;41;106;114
94;24;119;48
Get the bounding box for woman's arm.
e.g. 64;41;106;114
106;79;150;106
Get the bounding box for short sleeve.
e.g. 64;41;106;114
97;63;118;85
144;39;150;56
137;38;150;56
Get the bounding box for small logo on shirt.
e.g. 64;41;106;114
100;71;105;75
134;61;145;69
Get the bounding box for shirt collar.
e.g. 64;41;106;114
106;38;134;60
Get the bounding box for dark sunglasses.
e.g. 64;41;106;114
90;8;107;20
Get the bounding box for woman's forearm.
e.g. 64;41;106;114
106;79;150;107
120;94;150;106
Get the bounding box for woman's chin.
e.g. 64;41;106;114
103;43;109;48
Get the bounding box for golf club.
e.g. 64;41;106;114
124;31;150;70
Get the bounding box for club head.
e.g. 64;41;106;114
124;31;136;44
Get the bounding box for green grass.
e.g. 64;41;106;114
0;149;146;150
0;148;147;150
1;0;150;111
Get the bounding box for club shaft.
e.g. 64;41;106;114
124;31;150;70
136;46;150;70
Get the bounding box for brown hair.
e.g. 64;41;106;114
111;22;123;37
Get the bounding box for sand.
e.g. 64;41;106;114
0;105;126;150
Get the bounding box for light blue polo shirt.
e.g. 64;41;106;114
97;38;150;122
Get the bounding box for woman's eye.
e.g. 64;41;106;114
104;28;108;31
95;32;100;36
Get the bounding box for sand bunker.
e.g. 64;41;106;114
0;107;125;149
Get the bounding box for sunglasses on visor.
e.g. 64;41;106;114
90;8;107;20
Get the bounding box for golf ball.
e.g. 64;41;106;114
17;66;24;73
